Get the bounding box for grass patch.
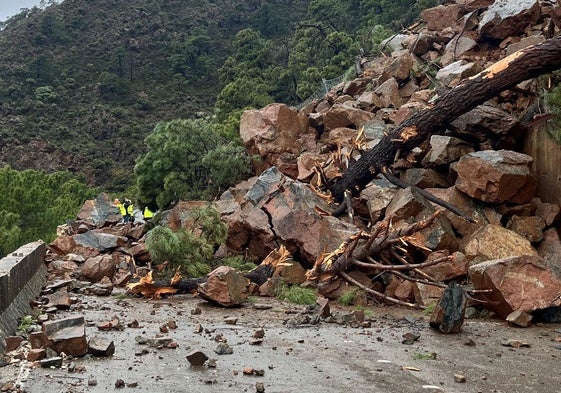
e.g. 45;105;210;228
413;352;437;360
273;280;317;305
354;305;374;318
18;315;37;332
338;288;358;306
422;302;437;315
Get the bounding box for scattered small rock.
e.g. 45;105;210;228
215;342;234;355
454;374;466;383
501;339;531;348
253;328;265;339
401;332;421;345
187;350;209;366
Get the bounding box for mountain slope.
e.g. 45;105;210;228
0;0;309;189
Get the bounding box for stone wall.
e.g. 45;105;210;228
0;241;46;355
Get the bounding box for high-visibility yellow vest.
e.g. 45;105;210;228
143;207;154;219
118;203;126;216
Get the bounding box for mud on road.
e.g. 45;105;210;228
2;293;561;393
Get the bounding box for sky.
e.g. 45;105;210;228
0;0;50;22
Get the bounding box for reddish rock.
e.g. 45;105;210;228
421;4;463;31
240;103;309;174
426;187;485;237
27;348;46;362
222;167;359;268
198;266;250;307
382;51;414;82
48;259;79;275
506;215;545;243
394;280;415;302
469;255;561;318
506;310;533;327
322;104;376;130
421;252;468;281
186;350;208;366
166;200;215;232
5;336;24;352
49;235;77;255
81;254;116;282
374;77;402;108
402;168;449;189
42;316;88;357
454;150;536;204
535;200;561;226
45;288;72;310
272;261;307;285
414;283;444;307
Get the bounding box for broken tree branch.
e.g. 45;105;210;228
330;35;561;203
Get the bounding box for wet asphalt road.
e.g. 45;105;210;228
2;294;561;393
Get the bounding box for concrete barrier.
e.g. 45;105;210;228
0;241;47;355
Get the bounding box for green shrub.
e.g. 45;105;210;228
144;205;227;277
219;255;257;272
273;280;317;305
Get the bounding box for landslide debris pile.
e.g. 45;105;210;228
39;0;561;327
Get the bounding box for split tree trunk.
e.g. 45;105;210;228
330;34;561;203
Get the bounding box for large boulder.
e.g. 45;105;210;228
76;193;121;226
81;254;116;282
198;266;250;307
240;103;310;176
454;150;536;204
469;255;561;318
450;105;527;150
220;167;359;268
461;224;538;265
478;0;541;40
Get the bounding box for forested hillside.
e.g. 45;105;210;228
0;0;435;191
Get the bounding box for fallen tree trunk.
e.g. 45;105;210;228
330;34;561;203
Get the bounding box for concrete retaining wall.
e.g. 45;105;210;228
0;241;47;355
524;124;561;206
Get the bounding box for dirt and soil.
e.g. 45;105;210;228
2;290;561;393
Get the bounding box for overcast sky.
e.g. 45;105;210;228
0;0;50;21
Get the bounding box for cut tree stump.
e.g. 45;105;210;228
330;35;561;203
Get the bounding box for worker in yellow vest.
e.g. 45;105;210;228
143;206;154;221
